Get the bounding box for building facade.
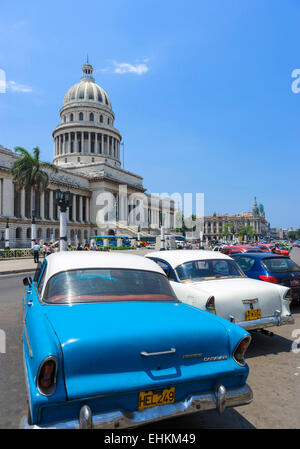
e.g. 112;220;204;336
202;199;270;242
0;61;175;248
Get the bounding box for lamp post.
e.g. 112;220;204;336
56;189;71;251
31;210;37;248
5;218;10;249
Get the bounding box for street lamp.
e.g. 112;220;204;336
56;189;71;251
31;210;37;248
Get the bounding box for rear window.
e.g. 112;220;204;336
43;269;178;304
262;258;300;273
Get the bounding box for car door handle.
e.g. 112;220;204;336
140;348;176;357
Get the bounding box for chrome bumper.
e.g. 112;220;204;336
238;314;294;331
21;384;253;429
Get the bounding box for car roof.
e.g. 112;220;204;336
230;252;286;259
43;251;165;282
146;250;232;267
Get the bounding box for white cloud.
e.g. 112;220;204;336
98;60;149;76
7;80;33;93
112;61;149;75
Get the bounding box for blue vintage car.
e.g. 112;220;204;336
21;252;253;429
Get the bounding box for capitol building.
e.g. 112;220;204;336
0;60;175;248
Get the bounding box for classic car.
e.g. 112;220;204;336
21;251;253;429
146;250;294;333
231;252;300;304
220;246;263;255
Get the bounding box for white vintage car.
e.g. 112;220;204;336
146;250;294;332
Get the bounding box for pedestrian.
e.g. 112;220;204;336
33;241;40;263
77;242;82;251
42;243;47;259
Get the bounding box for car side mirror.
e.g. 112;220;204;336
23;277;31;287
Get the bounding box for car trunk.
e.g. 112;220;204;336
45;301;232;401
187;278;284;324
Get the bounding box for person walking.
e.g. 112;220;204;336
33;241;40;264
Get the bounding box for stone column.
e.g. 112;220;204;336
72;194;76;222
49;190;54;220
81;132;84;153
95;133;98;154
21;188;25;218
86;197;90;223
79;196;83;222
68;132;71;153
88;132;91;153
75;132;78;153
40;191;45;220
63;134;66;154
102;134;104;154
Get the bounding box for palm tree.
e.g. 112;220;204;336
10;146;58;245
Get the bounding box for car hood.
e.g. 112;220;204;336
45;301;234;400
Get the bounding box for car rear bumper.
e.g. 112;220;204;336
21;383;253;429
238;314;294;331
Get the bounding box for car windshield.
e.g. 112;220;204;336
43;269;178;304
262;258;300;273
176;259;244;282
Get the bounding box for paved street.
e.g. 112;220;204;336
0;272;299;429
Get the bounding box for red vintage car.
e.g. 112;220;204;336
272;245;289;256
220;245;264;255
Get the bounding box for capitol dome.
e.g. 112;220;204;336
62;61;112;110
52;59;122;170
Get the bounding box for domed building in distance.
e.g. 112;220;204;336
0;60;175;248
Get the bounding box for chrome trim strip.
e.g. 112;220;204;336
21;384;253;429
238;314;294;331
140;348;176;357
24;323;33;359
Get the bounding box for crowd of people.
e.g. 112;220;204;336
32;241;98;263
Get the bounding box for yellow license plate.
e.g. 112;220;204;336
245;309;261;321
138;387;175;410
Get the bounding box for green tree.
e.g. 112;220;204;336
10;146;58;215
222;222;234;238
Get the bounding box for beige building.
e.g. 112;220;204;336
203;199;269;242
0;61;175;248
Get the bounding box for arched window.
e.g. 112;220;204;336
89;112;94;122
70;113;74;121
46;228;51;239
79;112;83;121
100;115;103;123
107;118;110;125
16;228;22;239
26;228;31;239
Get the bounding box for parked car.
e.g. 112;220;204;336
220;246;263;255
21;252;253;429
231;253;300;304
253;244;274;252
146;250;294;332
272;245;290;256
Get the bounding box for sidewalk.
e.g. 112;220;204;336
0;248;153;276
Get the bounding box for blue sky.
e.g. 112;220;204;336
0;0;299;228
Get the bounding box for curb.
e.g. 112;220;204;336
0;269;36;276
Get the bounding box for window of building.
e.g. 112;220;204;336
79;112;83;121
91;157;95;163
90;112;94;122
100;115;103;123
65;158;67;163
77;157;80;162
16;228;22;239
70;113;74;121
107;118;110;125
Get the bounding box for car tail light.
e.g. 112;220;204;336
284;289;293;301
259;274;278;283
233;335;251;366
37;357;57;396
205;296;216;314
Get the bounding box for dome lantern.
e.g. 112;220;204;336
81;55;95;82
